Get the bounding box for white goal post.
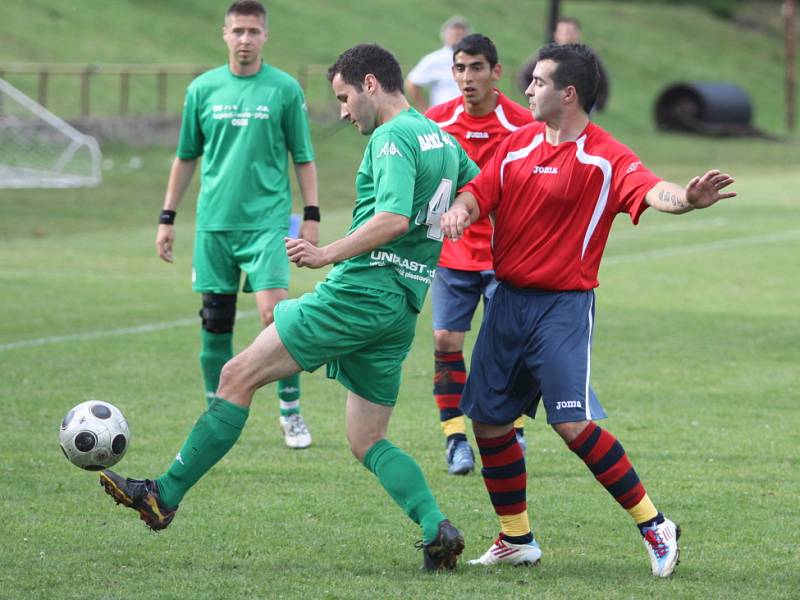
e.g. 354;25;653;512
0;77;101;188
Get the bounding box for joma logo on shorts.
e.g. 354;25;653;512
555;400;582;410
533;165;559;174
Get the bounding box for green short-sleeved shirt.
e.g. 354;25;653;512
325;108;479;311
177;63;315;231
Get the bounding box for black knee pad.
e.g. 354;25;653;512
200;293;237;333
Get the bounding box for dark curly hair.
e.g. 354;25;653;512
327;44;404;93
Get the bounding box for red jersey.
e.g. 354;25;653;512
464;121;661;290
426;91;533;271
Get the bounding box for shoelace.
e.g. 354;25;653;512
285;415;308;435
452;444;471;462
644;529;668;558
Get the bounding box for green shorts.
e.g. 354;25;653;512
273;280;418;406
192;229;289;294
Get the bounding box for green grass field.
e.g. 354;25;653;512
2;0;799;598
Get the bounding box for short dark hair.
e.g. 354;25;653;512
535;43;598;113
226;0;267;24
452;34;499;68
327;44;404;93
555;17;581;31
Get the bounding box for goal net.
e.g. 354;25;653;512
0;77;101;188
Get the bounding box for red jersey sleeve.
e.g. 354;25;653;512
610;151;662;225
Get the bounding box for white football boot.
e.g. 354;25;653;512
642;517;681;577
469;535;542;566
279;414;312;449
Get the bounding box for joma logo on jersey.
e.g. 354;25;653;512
418;132;456;152
533;165;559;174
377;142;403;158
626;161;642;174
555;400;582;410
466;131;489;139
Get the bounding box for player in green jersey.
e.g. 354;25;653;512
99;43;480;571
156;0;317;449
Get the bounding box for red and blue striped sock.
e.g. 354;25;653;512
476;429;532;544
434;351;467;442
568;422;659;525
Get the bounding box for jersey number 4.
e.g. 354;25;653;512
415;178;453;241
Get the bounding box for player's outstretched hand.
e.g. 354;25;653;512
156;224;175;263
686;170;736;209
441;205;472;241
299;220;320;246
285;237;328;268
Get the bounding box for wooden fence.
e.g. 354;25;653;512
0;63;210;117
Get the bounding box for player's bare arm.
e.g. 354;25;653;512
286;211;409;268
441;191;480;241
645;170;736;214
157;157;198;263
294;161;320;245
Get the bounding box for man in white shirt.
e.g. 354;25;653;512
406;16;471;111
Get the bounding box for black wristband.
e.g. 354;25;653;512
159;210;176;225
303;206;320;222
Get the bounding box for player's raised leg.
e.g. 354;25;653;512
100;323;302;530
556;420;680;577
255;288;311;449
346;391;464;570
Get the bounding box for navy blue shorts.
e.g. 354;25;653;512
460;283;607;425
431;266;498;331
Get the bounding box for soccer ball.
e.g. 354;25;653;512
59;400;130;470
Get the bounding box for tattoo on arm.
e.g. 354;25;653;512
659;189;687;210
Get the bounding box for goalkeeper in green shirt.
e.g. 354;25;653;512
100;42;480;571
155;0;317;448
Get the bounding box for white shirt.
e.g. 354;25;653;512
406;46;460;106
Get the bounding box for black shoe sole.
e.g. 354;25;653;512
99;472;174;531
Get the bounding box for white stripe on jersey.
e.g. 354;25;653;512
584;292;595;421
494;104;521;132
575;135;613;259
434;104;464;128
500;133;544;187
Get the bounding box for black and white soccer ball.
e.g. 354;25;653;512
59;401;130;470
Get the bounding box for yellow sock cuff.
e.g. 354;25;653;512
441;415;466;438
629;494;658;524
499;512;531;538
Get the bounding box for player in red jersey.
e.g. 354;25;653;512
441;43;735;576
425;34;533;475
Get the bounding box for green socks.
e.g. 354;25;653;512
363;439;446;543
156;397;249;508
200;330;233;405
278;373;301;417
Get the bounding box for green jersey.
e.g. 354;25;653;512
177;63;315;232
326;108;479;311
